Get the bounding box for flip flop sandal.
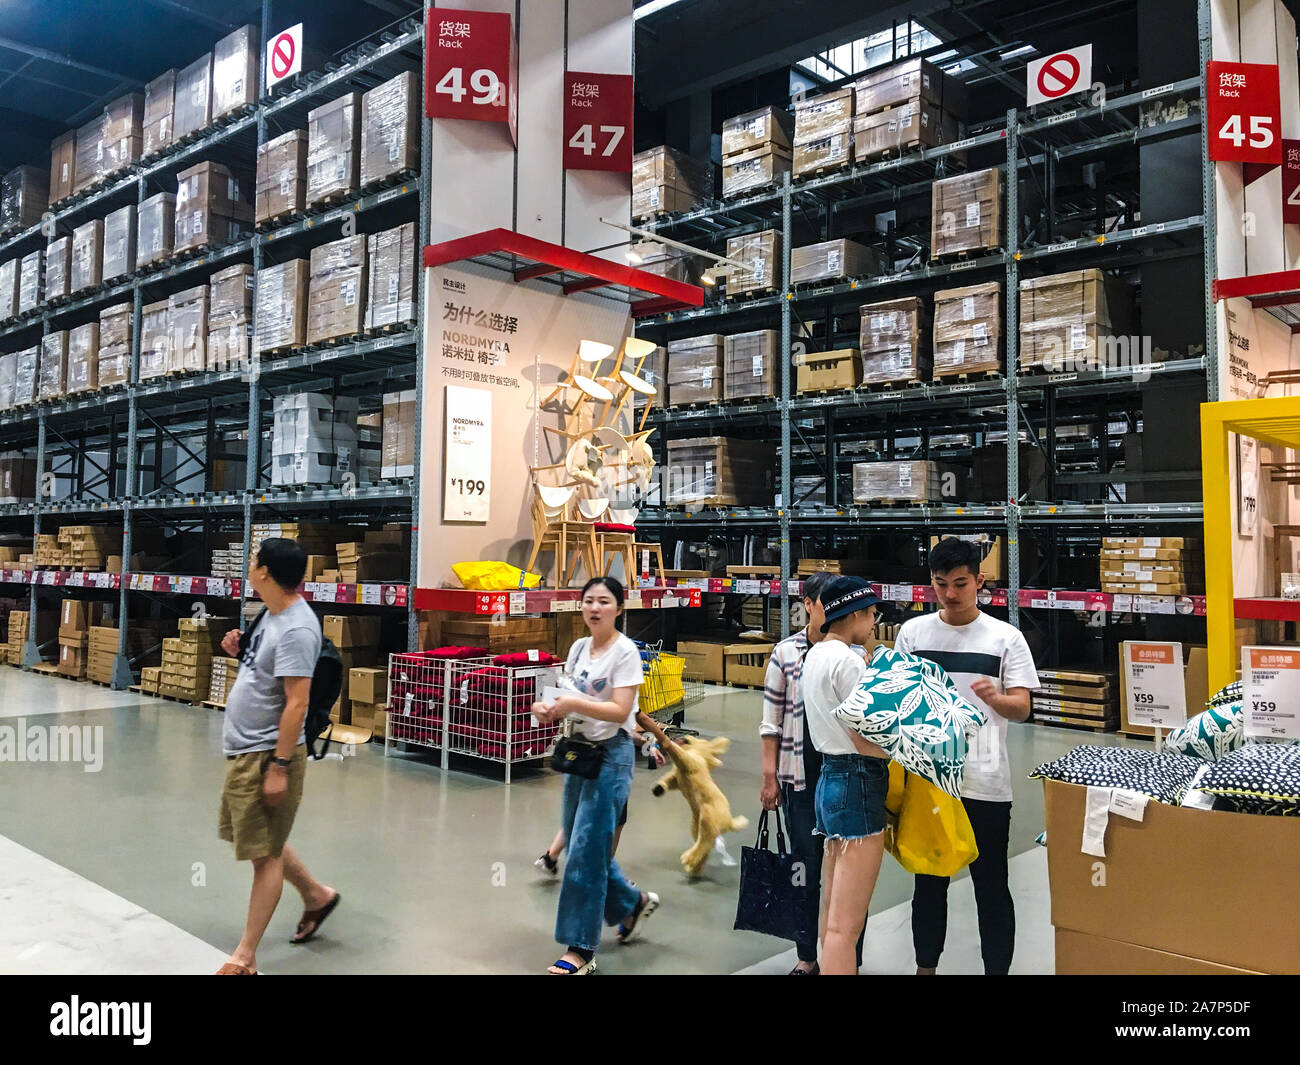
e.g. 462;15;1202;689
616;891;659;944
788;963;820;975
216;962;257;975
549;957;597;975
534;852;558;875
290;891;341;945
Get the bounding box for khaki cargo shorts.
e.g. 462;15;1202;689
218;746;307;861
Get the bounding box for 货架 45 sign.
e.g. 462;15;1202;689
426;7;518;143
563;72;633;173
1206;61;1281;165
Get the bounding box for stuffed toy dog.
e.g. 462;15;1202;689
641;717;748;877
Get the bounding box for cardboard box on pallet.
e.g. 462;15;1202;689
722;145;792;199
725;229;780;297
365;222;418;330
71;218;104;293
45;236;71;302
323;615;381;649
0;356;15;411
270;392;359;486
175;160;253;253
168;284;209;373
855;57;965;117
143;69;177;157
208;262;254;371
59;599;107;641
349;667;388;706
49;130;77;205
665;436;776;506
39;330;68;402
73;113;107;194
930;167;1001;260
139;300;171;381
66;324;100;395
102;92;144;173
853;100;958;162
1019;268;1134;373
666;335;724;405
137;192;176;267
725;642;776;687
307;235;368;344
933;281;1002;379
255;259;309;353
212;25;259;120
0;259;17;318
98;302;133;388
1;165;49;234
13;348;38;405
793;88;854;177
852;459;964;504
724;330;778;400
381;390;416;478
307;93;362;206
173;52;212;141
632;146;711;219
722;106;794;157
0;453;35;502
59;644;87;679
791;238;886;285
439;616;556;654
256;129;308;224
102;203;137;282
58;525;122;570
796;347;862;393
18;249;42;313
859;296;928;385
362;71;420;186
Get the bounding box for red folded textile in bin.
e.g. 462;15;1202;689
491;651;561;666
427;646;488;659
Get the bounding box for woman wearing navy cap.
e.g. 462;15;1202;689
800;576;889;975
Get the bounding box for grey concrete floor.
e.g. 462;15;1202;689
0;666;1139;974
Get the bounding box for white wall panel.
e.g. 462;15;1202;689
1212;0;1242;60
517;0;566;244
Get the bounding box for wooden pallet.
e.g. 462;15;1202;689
363;320;417;337
202;700;227;710
725;286;779;300
862;378;926;392
725;565;782;578
930;247;1004;265
726;681;765;692
307;188;359;210
31;662;61;676
305;331;366;349
156;691;204;706
933;368;1002;384
356;170;418;197
795;161;852;181
722;178;783;200
128;685;160;696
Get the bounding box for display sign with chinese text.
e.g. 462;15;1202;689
1206;61;1282;165
563;72;633;172
1242;646;1300;739
426;8;517;143
1122;642;1187;729
1284;139;1300;224
443;385;492;523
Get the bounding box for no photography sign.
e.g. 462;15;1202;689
266;23;303;89
1027;44;1092;106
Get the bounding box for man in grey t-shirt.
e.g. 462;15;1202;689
215;537;339;975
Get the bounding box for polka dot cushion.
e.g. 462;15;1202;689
1196;743;1300;816
1029;744;1203;805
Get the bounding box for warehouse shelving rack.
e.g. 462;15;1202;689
0;9;430;687
632;11;1216;668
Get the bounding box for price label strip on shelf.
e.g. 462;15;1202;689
1242;646;1300;740
1122;641;1187;729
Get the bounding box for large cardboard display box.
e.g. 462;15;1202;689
1043;778;1298;973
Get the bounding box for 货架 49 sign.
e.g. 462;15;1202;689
426;7;518;143
1206;61;1281;165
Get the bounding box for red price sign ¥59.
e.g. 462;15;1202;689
426;7;518;143
1206;61;1282;165
563;72;634;173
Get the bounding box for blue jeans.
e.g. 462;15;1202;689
554;731;642;952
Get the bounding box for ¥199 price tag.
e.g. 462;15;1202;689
1242;646;1300;740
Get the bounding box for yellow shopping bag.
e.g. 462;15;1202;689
451;561;542;591
883;761;979;878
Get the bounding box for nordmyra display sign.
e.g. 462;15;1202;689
1206;61;1282;165
426;7;518;144
1026;45;1091;106
563;72;634;172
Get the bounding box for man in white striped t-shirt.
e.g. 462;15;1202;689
894;537;1038;976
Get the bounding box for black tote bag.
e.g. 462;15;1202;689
733;808;817;943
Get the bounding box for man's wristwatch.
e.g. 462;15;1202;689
269;756;293;769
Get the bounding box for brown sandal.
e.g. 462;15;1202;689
216;962;257;974
290;890;341;945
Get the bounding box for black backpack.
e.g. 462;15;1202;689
239;608;345;760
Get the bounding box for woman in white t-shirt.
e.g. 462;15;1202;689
801;576;889;976
531;576;660;975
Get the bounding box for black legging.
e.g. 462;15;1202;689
911;798;1014;975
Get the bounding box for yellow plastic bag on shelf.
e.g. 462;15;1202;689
451;561;543;591
883;761;979;878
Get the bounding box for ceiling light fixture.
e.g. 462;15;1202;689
602;217;750;272
999;44;1037;60
634;0;690;19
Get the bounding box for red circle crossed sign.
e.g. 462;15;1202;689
270;32;296;80
1037;53;1081;98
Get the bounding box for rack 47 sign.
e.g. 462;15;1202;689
1206;61;1281;165
426;7;518;143
563;72;633;172
1242;646;1299;740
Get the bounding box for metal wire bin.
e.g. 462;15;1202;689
638;644;706;734
385;651;561;782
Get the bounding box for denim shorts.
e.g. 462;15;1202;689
814;754;890;841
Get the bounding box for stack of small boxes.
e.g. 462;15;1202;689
8;609;56;665
348;665;389;737
46;236;71;301
851;460;965;504
250;522;337;562
86;622;159;686
932;282;1002;379
38;331;68;401
1019;268;1133;373
71;219;104;295
1032;668;1118;732
335;528;407;583
256;130;308;223
365;222;418;331
143;70;176;158
307;94;362;206
793;88;853;177
208;262;253;371
210;542;245;579
381;390;416;478
723;330;778;401
139;666;163;694
930;167;1002;260
160;618;225;702
175;160;253;253
57;526;122;570
323;616;381;724
102;203;137;282
1099;536;1202;596
307;235;368;344
665;437;776;506
0;456;34;502
270;393;360;487
207;657;240;707
725;230;781;296
255;259;309;354
67;323;100;395
852;57;965;163
667;335;724;405
858;297;929;385
721;106;793;199
360;72;420;187
791;239;887;285
18;249;42;312
99;302;133;387
1;166;49;234
632;146;712;220
58;600;106;680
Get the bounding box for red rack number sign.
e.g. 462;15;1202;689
563;72;634;172
1206;61;1282;165
1283;139;1300;224
426;7;517;142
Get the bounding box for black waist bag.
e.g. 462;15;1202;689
551;735;605;778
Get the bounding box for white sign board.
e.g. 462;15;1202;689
1242;646;1300;739
266;24;303;90
1238;434;1259;537
1122;641;1187;728
443;385;492;522
1027;45;1092;106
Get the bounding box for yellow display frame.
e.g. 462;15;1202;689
1200;395;1300;689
